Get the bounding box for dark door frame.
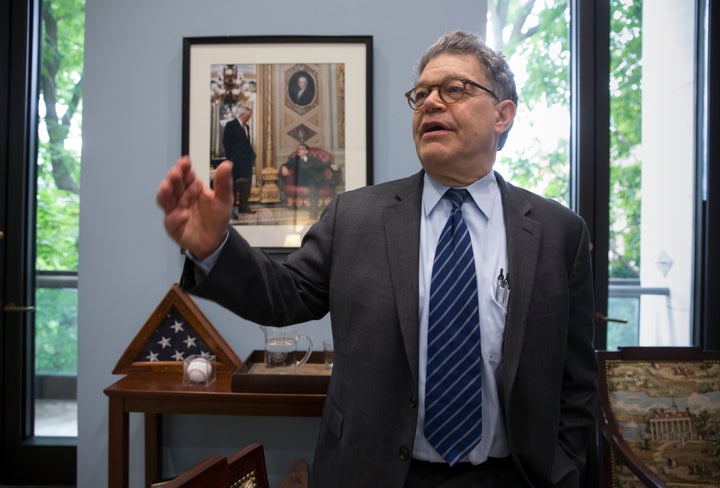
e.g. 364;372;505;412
1;0;76;484
698;0;720;350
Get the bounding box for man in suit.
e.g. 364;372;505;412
222;104;256;215
279;143;338;216
157;31;596;487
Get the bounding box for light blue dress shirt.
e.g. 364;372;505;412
413;171;509;464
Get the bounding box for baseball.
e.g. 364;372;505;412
186;358;212;383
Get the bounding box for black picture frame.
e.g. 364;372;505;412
181;35;373;251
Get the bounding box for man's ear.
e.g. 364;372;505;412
495;100;517;135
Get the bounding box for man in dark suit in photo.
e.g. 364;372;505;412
157;30;597;487
222;104;256;215
279;143;338;216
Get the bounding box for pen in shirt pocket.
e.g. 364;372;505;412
494;268;510;309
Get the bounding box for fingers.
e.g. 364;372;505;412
156;156;195;212
213;160;235;207
178;156;196;187
155;179;174;212
163;207;190;241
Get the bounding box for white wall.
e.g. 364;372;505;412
78;1;483;486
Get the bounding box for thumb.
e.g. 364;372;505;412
214;161;235;205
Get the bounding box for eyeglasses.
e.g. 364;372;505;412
404;78;498;110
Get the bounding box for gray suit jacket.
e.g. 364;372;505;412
181;171;597;488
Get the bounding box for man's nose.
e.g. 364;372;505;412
422;88;445;110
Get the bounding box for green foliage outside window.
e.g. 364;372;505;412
35;0;84;374
608;0;642;279
37;0;84;271
35;288;78;374
490;1;571;206
491;0;641;280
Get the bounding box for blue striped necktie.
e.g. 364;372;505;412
424;188;483;466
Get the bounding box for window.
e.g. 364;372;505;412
488;1;572;206
606;0;698;349
34;0;84;437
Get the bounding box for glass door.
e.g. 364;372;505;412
0;0;79;483
605;0;699;350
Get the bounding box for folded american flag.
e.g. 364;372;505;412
134;305;213;362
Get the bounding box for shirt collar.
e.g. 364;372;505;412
423;171;499;220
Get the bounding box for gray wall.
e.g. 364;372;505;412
79;1;482;485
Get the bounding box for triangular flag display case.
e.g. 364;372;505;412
113;283;242;375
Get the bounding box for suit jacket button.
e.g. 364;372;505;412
409;396;417;409
399;447;411;461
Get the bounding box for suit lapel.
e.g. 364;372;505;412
383;172;423;384
496;172;542;398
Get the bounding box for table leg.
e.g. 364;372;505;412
108;397;129;488
145;413;160;488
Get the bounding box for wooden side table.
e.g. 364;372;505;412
104;373;326;488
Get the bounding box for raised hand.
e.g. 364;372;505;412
156;156;234;260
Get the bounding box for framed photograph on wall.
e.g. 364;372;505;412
181;35;373;250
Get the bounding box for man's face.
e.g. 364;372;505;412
411;53;514;186
297;145;309;158
238;110;252;123
298;78;307;90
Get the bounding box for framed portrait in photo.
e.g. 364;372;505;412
181;35;373;251
287;69;316;107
